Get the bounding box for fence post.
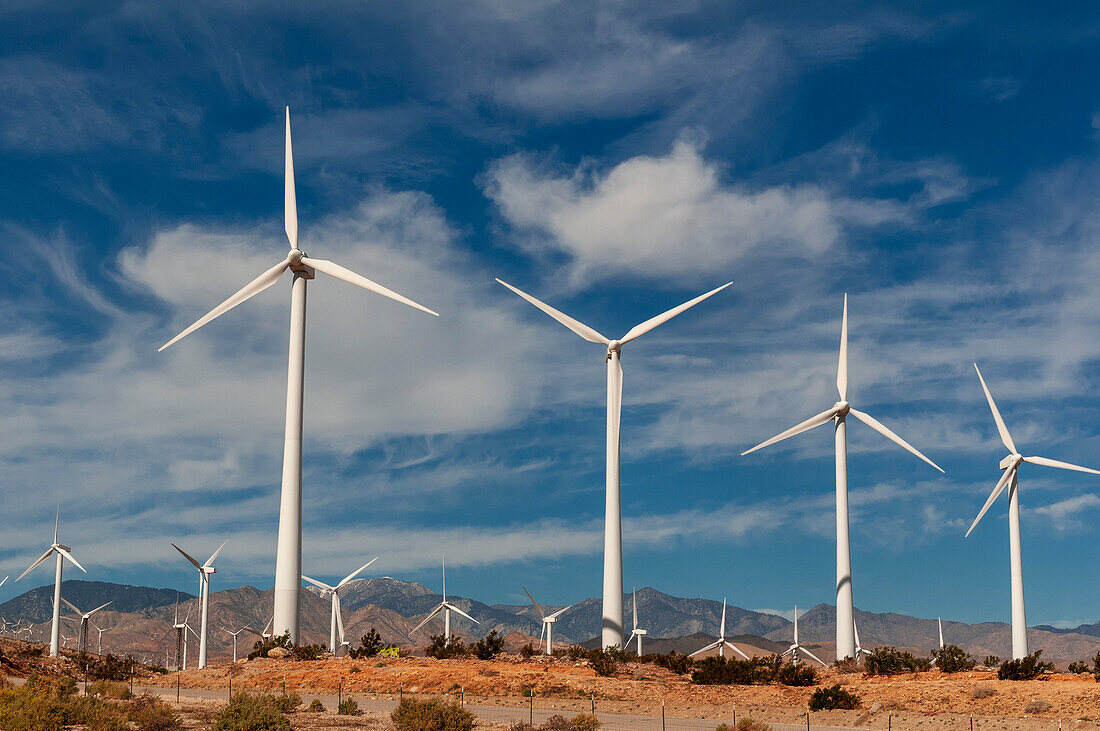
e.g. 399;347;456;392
733;703;737;726
661;701;665;731
399;682;403;701
888;711;891;730
338;678;342;710
970;715;974;731
529;694;533;726
806;704;810;731
228;670;232;698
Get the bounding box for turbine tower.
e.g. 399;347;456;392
741;296;943;659
302;556;379;655
689;598;750;659
172;539;228;669
780;606;826;666
938;617;944;650
626;588;647;656
965;363;1100;660
411;557;478;642
523;588;573;655
158;108;438;644
16;505;86;656
497;278;730;647
61;598;111;654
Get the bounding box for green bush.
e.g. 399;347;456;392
808;684;861;710
1093;651;1100;682
982;655;1001;668
128;694;182;731
931;644;976;673
380;646;401;658
520;643;537;659
270;692;301;713
652;651;693;675
87;680;131;700
588;650;619;677
569;712;601;730
997;651;1053;680
307;699;325;712
391;696;476;731
473;630;505;660
426;634;469;659
863;647;932;676
0;680;181;731
247;631;293;660
775;662;817;686
292;643;327;660
338;697;359;715
690;655;815;686
212;693;291;731
350;628;384;659
566;645;588;661
1068;660;1089;674
716;721;772;731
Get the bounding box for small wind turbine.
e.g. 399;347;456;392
853;620;867;661
61;633;73;649
497;278;731;648
626;588;647;657
522;588;573;655
172;600;191;670
16;504;86;657
411;557;477;642
966;364;1100;660
224;626;252;662
780;606;826;667
173;539;228;669
742;295;943;660
302;556;378;656
61;598;111;654
91;622;117;655
689;598;750;660
158;108;438;645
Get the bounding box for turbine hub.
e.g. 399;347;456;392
288;249;304;265
606;340;622;360
1000;453;1022;470
835;400;850;416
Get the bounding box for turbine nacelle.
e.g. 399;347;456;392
834;400;850;417
1000;454;1022;471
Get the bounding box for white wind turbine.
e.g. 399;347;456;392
16;505;86;657
172;539;228;669
689;598;750;660
627;588;647;657
302;556;379;655
741;295;943;660
965;363;1100;660
411;557;478;642
780;606;826;667
61;598;112;654
171;601;192;670
522;588;573;655
158;108;438;645
91;621;117;655
853;620;867;661
497;278;731;648
224;626;251;662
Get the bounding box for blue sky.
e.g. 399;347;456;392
2;1;1099;629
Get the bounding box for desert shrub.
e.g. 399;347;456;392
833;658;860;674
539;717;570;731
338;698;359;715
1068;660;1090;674
349;665;360;673
569;712;601;730
128;694;182;731
391;696;475;731
775;662;817;686
87;680;131;700
691;656;813;686
735;720;773;731
588;649;619;677
87;654;133;682
212;693;291;731
971;684;997;699
520;643;537;659
426;634;469;659
863;647;932;676
521;687;534;697
81;702;130;731
380;646;401;658
1024;700;1052;713
808;684;861;710
308;699;325;712
248;631;292;660
349;628;384;659
473;630;505;660
566;645;588;661
932;644;976;673
982;655;1001;668
998;651;1053;680
270;692;301;713
652;651;693;675
292;643;326;660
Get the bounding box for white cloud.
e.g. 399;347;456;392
1033;494;1100;530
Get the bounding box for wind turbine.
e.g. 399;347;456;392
172;601;191;670
411;557;478;642
91;622;117;655
497;278;730;648
224;626;252;662
780;606;826;667
853;620;867;661
626;588;647;657
172;539;228;669
965;363;1100;660
741;295;943;660
689;598;750;660
61;598;111;654
158;107;438;645
522;588;573;655
16;505;86;656
302;556;379;655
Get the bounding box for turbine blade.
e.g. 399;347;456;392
444;602;479;624
689;641;722;658
301;575;333;592
618;282;732;345
204;539;229;568
16;548;55;581
0;576;6;589
172;544;202;570
1022;455;1100;475
539;622;546;651
741;406;840;456
720;598;727;639
411;605;444;636
632;589;638;631
158;258;290;351
801;647;828;666
57;547;86;573
300;257;438;317
547;604;573;620
89;601;112;615
609;353;623;461
54;502;59;545
61;597;82;615
848;408;944;473
523;587;546;620
335;594;345;643
284;107;298;250
837;294;848;400
337;556;379;588
495;278;609;344
965;465;1016;537
725;641;751;660
974;363;1016;454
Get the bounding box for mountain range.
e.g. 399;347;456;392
1;580;1097;664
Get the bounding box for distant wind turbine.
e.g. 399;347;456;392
689;598;750;660
16;504;86;657
224;626;252;663
61;598;111;654
965;363;1100;660
172;539;228;669
853;620;867;662
411;557;477;642
522;588;573;655
158;108;438;645
91;622;117;655
497;278;731;648
627;588;647;657
741;295;943;659
780;606;826;667
302;556;379;655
